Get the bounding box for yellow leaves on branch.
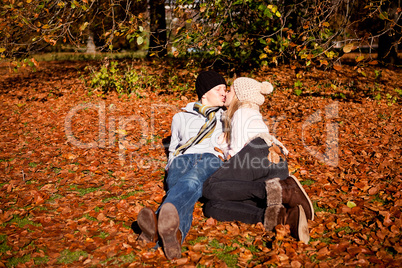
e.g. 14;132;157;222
267;4;281;17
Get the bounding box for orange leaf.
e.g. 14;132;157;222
206;217;217;226
173;258;188;265
369;186;379;195
333;64;342;71
275;224;290;240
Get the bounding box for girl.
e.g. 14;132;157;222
202;77;314;243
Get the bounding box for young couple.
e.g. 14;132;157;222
136;70;314;260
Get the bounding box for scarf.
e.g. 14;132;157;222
174;102;220;156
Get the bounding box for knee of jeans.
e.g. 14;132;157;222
182;178;202;193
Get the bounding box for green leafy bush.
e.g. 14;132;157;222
86;61;158;96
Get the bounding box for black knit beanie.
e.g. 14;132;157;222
195;70;227;100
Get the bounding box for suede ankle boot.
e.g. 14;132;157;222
264;178;310;243
158;203;182;260
137;207;158;243
263;203;310;244
279;205;310;244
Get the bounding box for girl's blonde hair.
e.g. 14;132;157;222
223;94;240;144
223;95;261;145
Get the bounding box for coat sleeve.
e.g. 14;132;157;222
166;113;182;170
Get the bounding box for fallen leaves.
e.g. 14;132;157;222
0;59;401;267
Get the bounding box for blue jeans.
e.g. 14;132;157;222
158;153;222;242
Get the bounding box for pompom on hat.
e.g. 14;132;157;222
233;77;274;106
195;70;227;100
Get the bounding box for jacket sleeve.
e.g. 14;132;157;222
166;113;182;170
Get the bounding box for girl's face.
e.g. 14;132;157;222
224;86;235;107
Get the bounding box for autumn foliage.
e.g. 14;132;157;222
0;59;401;267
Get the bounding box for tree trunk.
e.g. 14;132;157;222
377;0;400;64
148;0;167;57
378;33;398;64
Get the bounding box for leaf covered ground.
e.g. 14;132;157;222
0;59;401;267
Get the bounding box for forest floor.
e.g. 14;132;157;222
0;58;401;267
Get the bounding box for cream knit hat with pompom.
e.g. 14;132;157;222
233;77;274;106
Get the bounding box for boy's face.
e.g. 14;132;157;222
201;84;227;107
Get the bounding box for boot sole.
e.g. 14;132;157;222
137;207;157;243
297;205;310;244
158;203;181;260
289;175;315;221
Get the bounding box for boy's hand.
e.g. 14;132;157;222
214;147;231;161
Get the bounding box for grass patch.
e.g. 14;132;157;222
83;213;98;222
0;234;7;244
0;158;14;163
95;231;109;239
99;252;137;266
0;235;11;254
57;249;88;264
301;179;315;186
122;222;132;230
28;162;38;168
310;237;333;244
2;215;41;228
188;236;208;246
102;190;144;203
370;194;387;204
33;51;147;62
48;193;63;203
69;185;103;196
52;167;62;174
334;226;353;234
232;238;260;253
6;254;31;267
34;256;49;265
310;254;318;263
94;206;103;212
313;201;336;214
208;239;238;267
119;252;137;264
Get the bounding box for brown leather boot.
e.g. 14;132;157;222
158;203;182;260
279;175;314;221
137;207;158;243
